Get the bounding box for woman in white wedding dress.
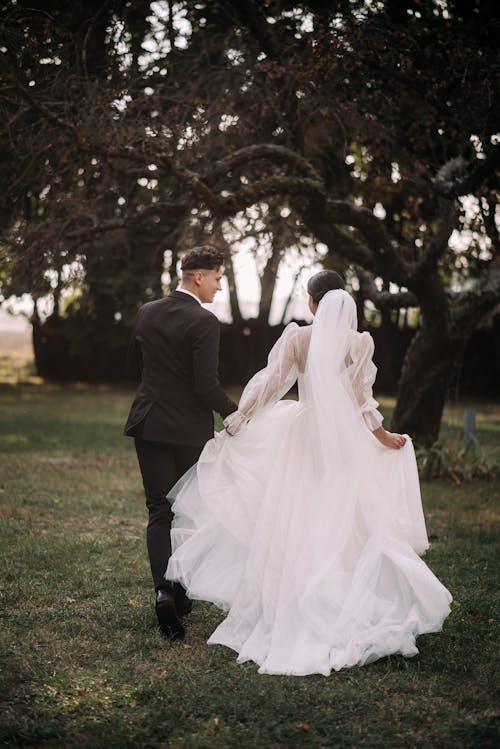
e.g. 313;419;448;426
165;271;452;676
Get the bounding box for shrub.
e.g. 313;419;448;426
416;442;500;482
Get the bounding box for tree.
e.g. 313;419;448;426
0;0;499;443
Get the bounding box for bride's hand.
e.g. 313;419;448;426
372;427;406;449
223;410;249;436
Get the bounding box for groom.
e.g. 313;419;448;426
124;246;238;639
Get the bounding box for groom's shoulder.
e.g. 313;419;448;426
137;295;218;325
137;294;197;313
192;305;219;327
185;305;221;338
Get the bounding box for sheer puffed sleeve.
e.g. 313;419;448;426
347;331;384;431
224;323;299;434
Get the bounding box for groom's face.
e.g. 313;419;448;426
198;267;223;303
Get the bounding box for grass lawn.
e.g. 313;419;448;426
0;350;499;748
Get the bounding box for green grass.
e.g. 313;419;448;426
1;376;499;748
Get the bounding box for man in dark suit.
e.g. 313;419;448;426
124;246;238;639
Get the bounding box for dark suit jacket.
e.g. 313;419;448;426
124;291;237;446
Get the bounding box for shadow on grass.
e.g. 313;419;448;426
0;382;136;453
0;416;132;453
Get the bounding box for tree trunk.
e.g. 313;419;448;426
257;234;282;325
394;263;500;445
169;246;179;292
281;265;303;324
213;220;243;325
391;323;466;446
224;252;244;326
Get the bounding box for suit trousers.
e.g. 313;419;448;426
134;436;203;593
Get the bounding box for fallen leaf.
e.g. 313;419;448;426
296;722;309;733
128;599;138;606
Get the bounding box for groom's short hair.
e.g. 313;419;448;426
181;246;224;272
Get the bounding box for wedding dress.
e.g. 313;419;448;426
165;290;452;675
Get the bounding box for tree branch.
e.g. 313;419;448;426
356;267;418;308
219;175;325;215
66;201;187;240
412;199;457;277
210;144;322;183
298;198;413;283
14;83;79;140
481;196;500;260
313;222;375;268
435;147;500;198
326;200;412;281
451;261;500;332
160;156;221;211
220;0;278;57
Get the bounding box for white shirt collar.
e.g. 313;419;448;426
176;287;202;305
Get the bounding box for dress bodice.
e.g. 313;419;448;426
239;323;384;432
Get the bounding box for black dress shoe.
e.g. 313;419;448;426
176;596;193;617
155;589;185;640
173;582;193;617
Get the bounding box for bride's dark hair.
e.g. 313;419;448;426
307;270;345;305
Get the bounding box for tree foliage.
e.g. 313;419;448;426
0;0;499;443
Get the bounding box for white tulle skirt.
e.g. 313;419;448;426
165;400;452;675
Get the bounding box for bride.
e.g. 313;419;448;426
164;270;452;675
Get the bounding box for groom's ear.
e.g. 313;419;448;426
192;269;204;286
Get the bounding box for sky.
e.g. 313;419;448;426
0;306;30;332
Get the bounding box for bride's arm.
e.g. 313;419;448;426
348;332;384;428
224;324;299;434
372;426;406;449
349;332;406;449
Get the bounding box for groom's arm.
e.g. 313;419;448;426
125;317;143;382
192;313;238;418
